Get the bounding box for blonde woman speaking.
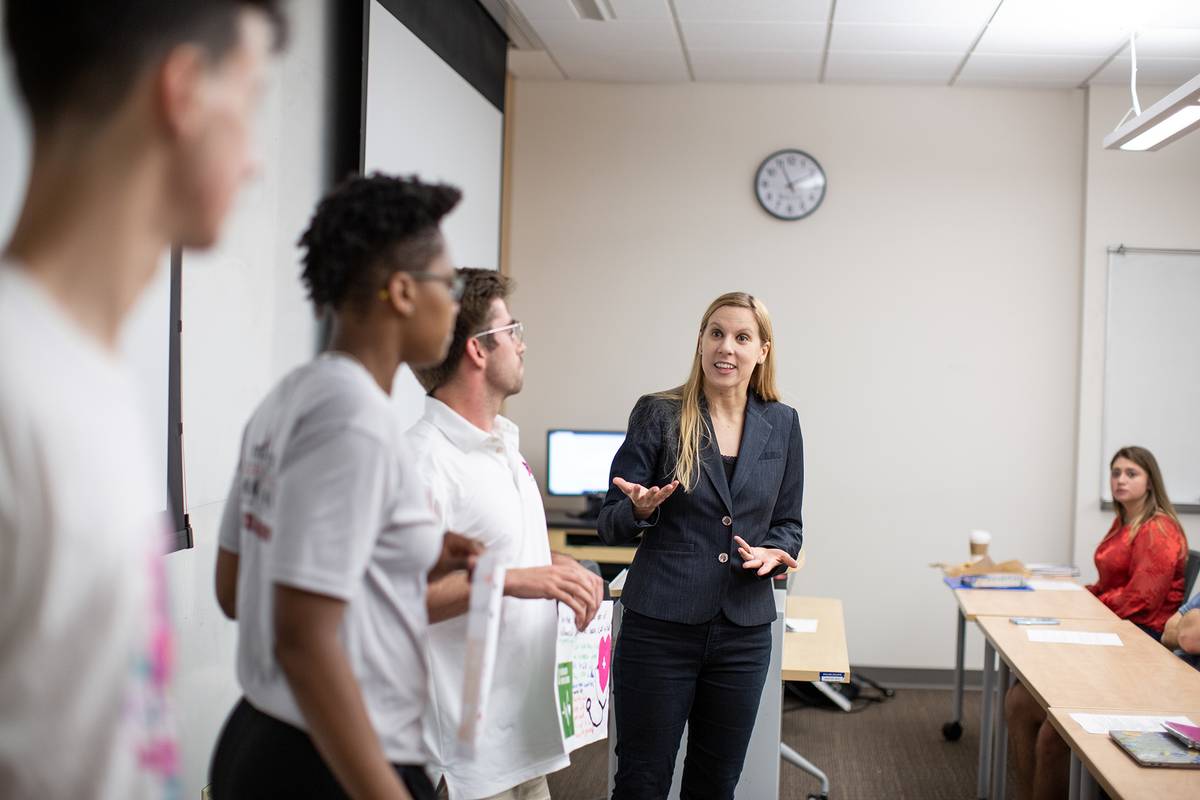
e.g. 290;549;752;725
598;291;804;800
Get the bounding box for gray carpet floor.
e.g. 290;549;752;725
546;687;1016;800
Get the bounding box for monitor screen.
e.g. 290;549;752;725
547;430;626;496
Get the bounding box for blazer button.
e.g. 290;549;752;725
718;553;729;563
721;515;732;527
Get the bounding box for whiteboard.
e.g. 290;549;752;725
363;0;503;431
1102;248;1200;508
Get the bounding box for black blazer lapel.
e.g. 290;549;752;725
699;406;733;513
730;394;773;502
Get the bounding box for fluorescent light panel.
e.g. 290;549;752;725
1120;104;1200;150
1104;71;1200;151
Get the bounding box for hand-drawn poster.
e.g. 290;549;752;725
554;600;613;752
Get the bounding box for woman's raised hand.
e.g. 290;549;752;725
612;476;680;520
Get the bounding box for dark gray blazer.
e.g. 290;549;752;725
597;392;804;626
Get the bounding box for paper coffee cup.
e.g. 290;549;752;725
969;529;991;558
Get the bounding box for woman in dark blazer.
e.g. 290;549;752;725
598;291;804;800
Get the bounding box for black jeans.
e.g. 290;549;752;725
209;697;435;800
612;608;772;800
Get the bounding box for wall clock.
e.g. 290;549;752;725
754;149;826;221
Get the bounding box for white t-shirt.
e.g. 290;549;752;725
218;353;441;764
0;264;177;798
405;397;568;800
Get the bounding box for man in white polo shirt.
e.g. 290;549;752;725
407;268;604;800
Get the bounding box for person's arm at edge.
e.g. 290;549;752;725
427;554;602;628
215;548;239;620
1177;609;1200;653
1163;610;1184;650
275;584;411;800
214;462;244;620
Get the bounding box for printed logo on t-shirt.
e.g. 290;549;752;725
241;437;277;540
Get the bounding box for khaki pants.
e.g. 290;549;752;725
437;775;551;800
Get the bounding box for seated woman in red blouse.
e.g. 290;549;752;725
1006;445;1187;800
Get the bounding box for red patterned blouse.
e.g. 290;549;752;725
1086;512;1187;633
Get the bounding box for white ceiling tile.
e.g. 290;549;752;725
958;53;1101;82
607;0;672;20
990;0;1200;30
824;50;961;83
672;0;831;23
829;23;978;53
530;18;680;53
1091;55;1200;86
681;21;827;51
507;49;566;80
689;50;822;81
553;48;691;81
1133;28;1200;59
512;0;580;21
835;0;998;27
974;24;1128;57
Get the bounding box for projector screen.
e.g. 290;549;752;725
363;0;505;430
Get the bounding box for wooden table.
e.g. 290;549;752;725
954;585;1114;621
782;596;849;683
976;616;1200;711
943;582;1118;799
975;615;1200;800
1047;707;1200;800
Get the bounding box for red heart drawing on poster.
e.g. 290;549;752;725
597;634;612;693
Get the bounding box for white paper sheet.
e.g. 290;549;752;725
555;601;613;752
457;551;507;758
786;618;819;633
1069;713;1196;735
1026;629;1123;646
1026;579;1085;591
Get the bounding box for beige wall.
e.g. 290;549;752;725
1072;85;1200;579
506;81;1087;669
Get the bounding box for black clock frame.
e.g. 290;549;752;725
754;148;827;222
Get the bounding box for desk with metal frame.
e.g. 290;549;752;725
940;582;1116;799
974;615;1200;800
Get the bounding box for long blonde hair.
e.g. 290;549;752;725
656;292;780;492
1111;446;1184;543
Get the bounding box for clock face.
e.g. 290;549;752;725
754;149;826;221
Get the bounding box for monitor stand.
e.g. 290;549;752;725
570;492;605;520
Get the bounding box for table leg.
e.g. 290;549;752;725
781;743;830;798
1079;761;1099;800
977;640;995;799
943;608;967;741
1068;753;1081;800
992;659;1010;800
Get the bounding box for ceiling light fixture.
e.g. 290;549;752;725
569;0;615;22
1104;33;1200;152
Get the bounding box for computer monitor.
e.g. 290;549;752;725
546;429;625;497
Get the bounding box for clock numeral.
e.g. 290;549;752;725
766;168;776;177
760;180;769;188
786;155;796;165
766;193;773;200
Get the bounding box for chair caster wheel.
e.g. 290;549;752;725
807;794;828;800
942;721;963;741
